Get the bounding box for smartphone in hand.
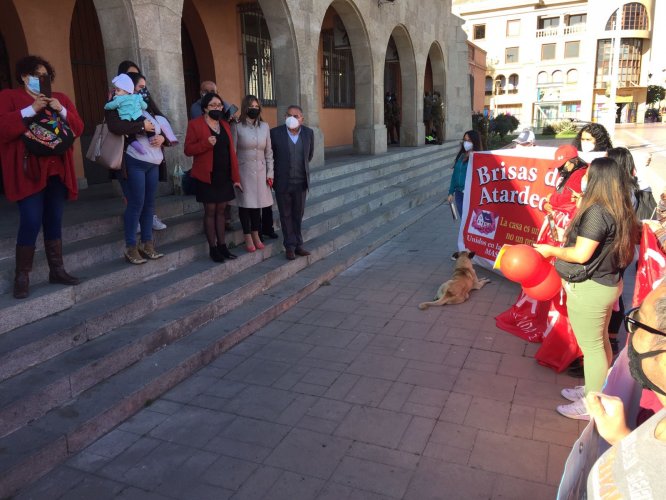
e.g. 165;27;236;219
38;75;52;98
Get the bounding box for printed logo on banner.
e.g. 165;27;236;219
468;208;499;240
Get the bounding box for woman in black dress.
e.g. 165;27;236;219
184;92;242;262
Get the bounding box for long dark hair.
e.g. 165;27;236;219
117;60;140;75
573;123;613;152
239;95;262;123
565;157;639;268
607;147;639;195
454;129;482;163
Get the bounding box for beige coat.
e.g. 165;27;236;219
230;119;274;208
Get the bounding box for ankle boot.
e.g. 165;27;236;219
44;239;80;285
209;245;225;263
14;245;35;299
218;244;237;260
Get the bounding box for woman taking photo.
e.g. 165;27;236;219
184;92;241;262
231;95;274;252
0;55;84;298
448;130;482;216
535;157;639;420
105;72;169;264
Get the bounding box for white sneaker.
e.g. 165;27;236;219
556;399;590;420
152;215;167;230
561;386;585;402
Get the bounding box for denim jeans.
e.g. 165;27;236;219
16;175;67;246
124;155;159;246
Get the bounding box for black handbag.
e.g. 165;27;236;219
554;244;611;283
22;107;75;156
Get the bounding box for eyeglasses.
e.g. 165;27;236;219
624;307;666;339
207;104;223;110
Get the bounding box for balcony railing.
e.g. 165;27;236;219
536;24;586;38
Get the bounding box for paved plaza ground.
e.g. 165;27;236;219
17;204;589;499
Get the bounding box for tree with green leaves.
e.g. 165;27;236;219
647;85;665;107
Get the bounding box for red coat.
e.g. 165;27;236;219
184;116;240;185
0;88;84;202
550;167;587;217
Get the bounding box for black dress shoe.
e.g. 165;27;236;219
218;244;237;260
286;249;296;260
262;230;279;239
295;247;311;257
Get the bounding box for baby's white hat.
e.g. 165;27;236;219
112;74;134;94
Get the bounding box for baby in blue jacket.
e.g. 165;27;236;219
105;73;150;153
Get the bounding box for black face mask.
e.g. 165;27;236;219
627;335;666;397
247;108;260;120
207;109;223;121
138;87;150;103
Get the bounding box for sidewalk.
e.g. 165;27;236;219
17;204;582;500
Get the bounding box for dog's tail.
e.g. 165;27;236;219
418;297;450;310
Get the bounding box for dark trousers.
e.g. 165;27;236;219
275;186;306;250
17;175;67;246
238;207;261;234
261;205;274;233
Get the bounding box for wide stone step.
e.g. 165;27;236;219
0;150;455;330
0;197;443;498
0;174;449;439
0;163;453;389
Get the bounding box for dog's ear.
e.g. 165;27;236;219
452;252;459;259
468;251;475;259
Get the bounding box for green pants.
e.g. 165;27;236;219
564;278;622;394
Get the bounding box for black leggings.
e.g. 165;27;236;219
238;207;261;234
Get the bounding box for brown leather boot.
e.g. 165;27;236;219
13;245;35;299
44;239;80;285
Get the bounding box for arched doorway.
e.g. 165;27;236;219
0;34;11;90
182;0;215;118
427;41;446;141
70;0;109;185
385;26;418;146
317;5;356;148
384;36;401;145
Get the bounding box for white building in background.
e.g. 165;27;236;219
452;0;662;129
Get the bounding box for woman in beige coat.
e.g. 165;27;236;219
231;95;274;252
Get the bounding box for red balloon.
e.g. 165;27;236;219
523;266;561;301
500;244;549;284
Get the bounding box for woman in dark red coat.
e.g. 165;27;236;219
184;92;242;262
0;55;84;299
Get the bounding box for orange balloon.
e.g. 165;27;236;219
523;266;561;301
500;244;548;284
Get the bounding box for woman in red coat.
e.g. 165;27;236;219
0;56;84;299
184;92;242;262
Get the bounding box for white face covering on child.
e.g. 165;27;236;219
463;141;474;152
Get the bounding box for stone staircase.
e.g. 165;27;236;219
0;144;457;497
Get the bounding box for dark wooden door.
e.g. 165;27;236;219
182;22;200;118
70;0;109;185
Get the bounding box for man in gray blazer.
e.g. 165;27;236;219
270;105;314;260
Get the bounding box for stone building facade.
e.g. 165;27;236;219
0;0;471;188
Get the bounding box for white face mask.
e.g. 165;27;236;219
581;141;595;153
285;116;300;129
580;176;588;193
463;141;474;152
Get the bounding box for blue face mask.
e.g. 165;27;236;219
26;75;40;94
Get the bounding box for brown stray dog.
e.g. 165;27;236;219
418;251;490;309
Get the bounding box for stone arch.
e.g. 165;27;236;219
0;0;28;87
318;0;374;153
386;25;418;146
257;0;299;119
91;0;140;82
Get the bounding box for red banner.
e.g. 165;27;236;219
457;148;561;269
